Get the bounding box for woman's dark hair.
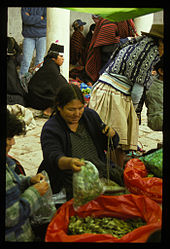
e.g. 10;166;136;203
53;84;85;110
44;51;59;64
7;109;26;138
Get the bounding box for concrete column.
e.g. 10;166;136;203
46;8;70;81
134;13;154;35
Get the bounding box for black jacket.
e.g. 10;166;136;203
7;56;27;107
27;59;68;110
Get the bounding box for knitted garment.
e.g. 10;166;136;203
106;36;160;89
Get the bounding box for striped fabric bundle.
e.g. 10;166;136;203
70;30;87;65
85;18;137;82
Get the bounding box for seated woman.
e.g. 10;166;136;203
6;110;49;241
88;24;164;167
38;84;123;201
26;43;68;116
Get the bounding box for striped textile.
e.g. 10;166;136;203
6;156;43;241
70;30;87;65
85;18;137;82
98;72;133;95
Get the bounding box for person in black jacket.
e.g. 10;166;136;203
7;37;27;107
38;84;123;201
26;43;68;116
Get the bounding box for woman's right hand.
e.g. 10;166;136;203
33;181;49;196
58;156;85;172
70;158;85;172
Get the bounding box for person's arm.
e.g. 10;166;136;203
131;83;144;110
21;8;46;27
6;170;48;228
85;108;120;149
58;156;85;172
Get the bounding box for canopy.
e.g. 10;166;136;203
63;8;162;22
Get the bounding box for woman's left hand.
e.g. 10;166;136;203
102;125;116;138
30;173;46;184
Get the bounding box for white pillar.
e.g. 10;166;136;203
46;8;70;81
134;13;154;36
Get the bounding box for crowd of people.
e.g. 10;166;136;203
6;7;164;242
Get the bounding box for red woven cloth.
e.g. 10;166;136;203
85;18;137;82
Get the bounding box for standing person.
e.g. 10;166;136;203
26;43;68;117
85;15;138;82
38;84;123;201
70;19;87;66
19;7;47;79
6;110;49;241
145;56;163;131
88;24;163;167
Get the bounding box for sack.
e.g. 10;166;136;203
139;148;163;178
30;171;56;226
45;194;162;242
73;160;104;210
124;158;162;203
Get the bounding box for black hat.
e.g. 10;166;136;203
48;43;64;54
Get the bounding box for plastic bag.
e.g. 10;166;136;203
30;170;56;226
124;158;162;203
73;160;104;210
139;148;163;177
45;194;162;242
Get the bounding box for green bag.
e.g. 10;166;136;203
139;149;163;178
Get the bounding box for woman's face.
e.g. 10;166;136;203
6;137;15;154
58;99;84;125
79;25;84;32
53;55;64;66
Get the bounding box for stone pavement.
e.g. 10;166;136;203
9;104;163;176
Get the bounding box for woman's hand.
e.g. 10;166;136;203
58;156;85;172
30;173;45;184
102;125;116;138
70;158;85;172
33;181;49;196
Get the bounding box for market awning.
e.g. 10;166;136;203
63;8;163;22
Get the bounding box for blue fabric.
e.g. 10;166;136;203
20;37;46;77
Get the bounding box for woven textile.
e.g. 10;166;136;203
106;36;160;89
70;30;87;65
85;18;137;82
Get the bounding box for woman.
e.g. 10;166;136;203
26;43;68;116
6;110;49;241
85;15;138;82
70;19;87;66
38;84;123;201
88;24;164;167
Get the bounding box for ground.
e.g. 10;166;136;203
9;104;163;176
